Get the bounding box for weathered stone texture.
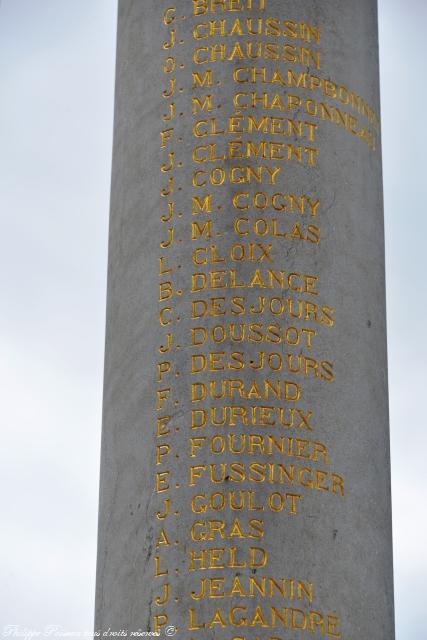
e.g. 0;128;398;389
96;2;395;637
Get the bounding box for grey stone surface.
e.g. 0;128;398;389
95;0;395;637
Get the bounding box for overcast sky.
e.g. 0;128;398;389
0;1;425;637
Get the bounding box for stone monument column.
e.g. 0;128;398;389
96;1;395;637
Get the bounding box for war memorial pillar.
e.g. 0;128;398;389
95;1;395;638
